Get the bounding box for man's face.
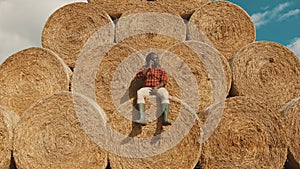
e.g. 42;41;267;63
150;55;159;67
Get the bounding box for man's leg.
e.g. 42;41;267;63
136;87;151;125
157;88;171;126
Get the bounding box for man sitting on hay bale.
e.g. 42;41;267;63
135;52;171;126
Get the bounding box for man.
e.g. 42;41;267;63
135;52;171;126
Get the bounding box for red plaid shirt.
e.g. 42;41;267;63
136;67;167;87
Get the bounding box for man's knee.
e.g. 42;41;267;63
157;88;169;103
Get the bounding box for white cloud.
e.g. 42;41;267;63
279;9;300;21
251;11;269;27
251;2;292;28
287;38;300;58
0;0;86;64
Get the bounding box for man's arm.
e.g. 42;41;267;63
136;66;150;79
154;69;167;90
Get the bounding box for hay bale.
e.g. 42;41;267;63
42;2;114;68
279;98;300;169
116;2;186;42
183;41;231;97
108;119;202;169
74;34;229;135
230;41;300;111
189;1;256;60
72;33;228;167
0;106;19;169
0;47;71;116
152;0;210;19
13;91;108;169
87;0;142;19
200;96;287;169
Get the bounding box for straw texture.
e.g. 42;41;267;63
152;0;210;19
0;106;19;169
92;34;229;136
13;92;108;169
72;33;226;167
42;2;114;68
94;34;185;137
230;41;300;111
280;98;300;169
184;41;231;96
189;1;256;60
200;96;287;169
87;0;142;19
116;2;186;42
0;47;71;116
109;119;202;169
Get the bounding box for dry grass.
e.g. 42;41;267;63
13;92;108;168
189;1;256;60
0;47;71;116
200;96;287;169
230;41;300;111
280;98;300;169
42;2;114;68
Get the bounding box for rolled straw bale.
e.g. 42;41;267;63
230;41;300;111
13;91;108;169
72;33;225;166
0;106;19;169
189;1;256;60
151;0;210;19
200;96;287;169
183;41;231;97
90;34;228;137
87;0;142;19
279;98;300;169
0;47;71;116
42;2;114;68
116;2;186;42
108;119;202;169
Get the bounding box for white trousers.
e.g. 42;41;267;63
137;87;169;104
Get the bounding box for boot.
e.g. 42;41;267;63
161;103;171;126
136;103;146;125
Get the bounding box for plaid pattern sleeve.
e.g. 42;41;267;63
160;68;167;85
136;67;145;78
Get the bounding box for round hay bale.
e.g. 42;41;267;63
183;41;231;97
152;0;210;19
200;96;287;169
89;34;227;135
0;106;19;169
42;2;114;68
109;119;202;169
0;47;71;116
230;41;300;111
87;0;142;19
279;98;300;169
13;91;108;169
189;1;256;60
72;33;227;165
116;2;186;42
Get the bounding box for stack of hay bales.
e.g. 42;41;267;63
0;0;299;169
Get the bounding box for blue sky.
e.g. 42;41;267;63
228;0;300;57
0;0;299;64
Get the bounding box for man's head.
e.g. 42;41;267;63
146;52;159;67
